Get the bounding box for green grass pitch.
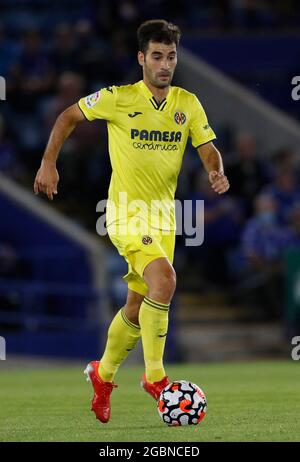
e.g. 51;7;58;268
0;360;299;442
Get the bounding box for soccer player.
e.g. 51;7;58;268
34;19;229;423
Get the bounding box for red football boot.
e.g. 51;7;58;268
141;373;170;401
84;361;117;423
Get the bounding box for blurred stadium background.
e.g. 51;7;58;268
1;0;300;366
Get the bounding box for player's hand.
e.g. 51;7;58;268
209;171;230;194
33;159;59;200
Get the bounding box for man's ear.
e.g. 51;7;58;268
137;51;144;67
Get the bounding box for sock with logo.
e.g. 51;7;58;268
98;308;141;382
139;296;170;383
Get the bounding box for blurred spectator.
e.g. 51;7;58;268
242;194;288;268
110;32;134;80
45;72;85;127
272;148;297;174
262;168;300;225
74;20;112;84
0;242;24;315
0;242;20;279
44;71;98;168
50;23;79;75
114;0;140;31
286;203;300;248
227;132;270;216
186;171;243;286
8;28;54;113
240;193;290;318
0;115;24;179
284;203;300;336
0;24;18;77
230;0;276;30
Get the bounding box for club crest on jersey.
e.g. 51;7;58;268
174;111;186;125
142;236;153;245
85;91;101;108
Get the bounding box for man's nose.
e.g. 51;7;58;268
161;60;170;70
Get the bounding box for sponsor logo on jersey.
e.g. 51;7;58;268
174;111;186;125
131;129;182;142
142;236;153;245
203;124;210;130
85;91;101;108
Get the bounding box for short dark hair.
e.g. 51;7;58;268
137;19;181;53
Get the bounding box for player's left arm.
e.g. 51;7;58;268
197;142;230;194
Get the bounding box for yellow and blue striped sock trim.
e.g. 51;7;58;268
144;296;170;312
121;307;140;330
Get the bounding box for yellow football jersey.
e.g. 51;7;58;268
78;80;216;230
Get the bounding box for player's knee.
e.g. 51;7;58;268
149;266;176;302
164;266;177;295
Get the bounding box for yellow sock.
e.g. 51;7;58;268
139;296;170;383
98;308;141;382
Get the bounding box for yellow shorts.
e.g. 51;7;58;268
107;221;176;296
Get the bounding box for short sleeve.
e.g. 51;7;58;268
189;94;216;148
78;86;117;122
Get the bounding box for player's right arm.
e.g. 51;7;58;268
33;104;85;200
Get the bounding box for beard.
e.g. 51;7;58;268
145;66;173;88
153;79;171;88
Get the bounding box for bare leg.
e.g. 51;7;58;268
143;257;176;304
123;289;145;326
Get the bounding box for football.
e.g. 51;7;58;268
157;380;207;426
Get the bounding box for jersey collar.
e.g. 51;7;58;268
137;80;172;111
